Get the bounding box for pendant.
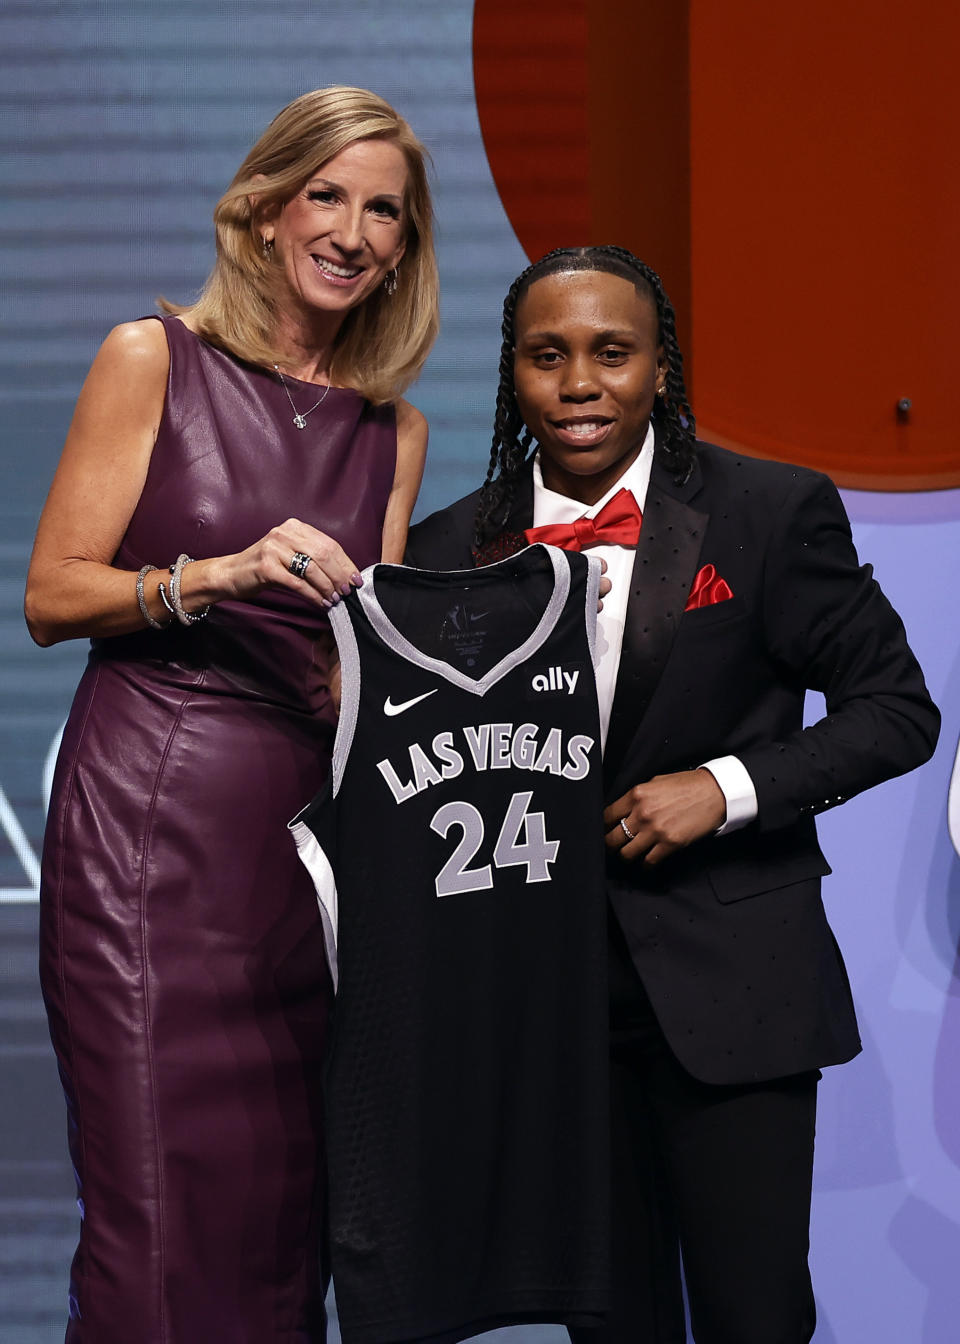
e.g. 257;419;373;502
293;414;307;430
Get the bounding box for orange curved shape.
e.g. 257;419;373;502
473;0;960;490
472;1;590;265
472;0;692;359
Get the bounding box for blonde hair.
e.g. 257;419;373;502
161;86;439;404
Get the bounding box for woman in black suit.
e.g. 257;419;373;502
406;245;939;1343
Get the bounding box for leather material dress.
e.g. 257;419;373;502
38;316;397;1343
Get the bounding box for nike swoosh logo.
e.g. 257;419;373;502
383;689;438;717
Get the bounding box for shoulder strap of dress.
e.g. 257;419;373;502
147;316;208;435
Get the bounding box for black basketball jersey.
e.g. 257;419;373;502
291;544;610;1344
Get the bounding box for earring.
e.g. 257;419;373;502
383;267;398;296
261;235;273;258
656;386;666;398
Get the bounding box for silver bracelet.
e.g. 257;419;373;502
136;564;165;630
168;553;211;626
157;581;176;617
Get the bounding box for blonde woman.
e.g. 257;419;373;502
25;87;438;1343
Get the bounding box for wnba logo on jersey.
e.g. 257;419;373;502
530;664;581;696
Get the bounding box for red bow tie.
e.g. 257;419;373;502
524;487;642;552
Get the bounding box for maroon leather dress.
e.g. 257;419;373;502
38;316;397;1343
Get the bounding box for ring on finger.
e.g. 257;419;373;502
289;551;312;580
619;818;635;841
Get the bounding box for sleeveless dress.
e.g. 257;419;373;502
38;315;397;1344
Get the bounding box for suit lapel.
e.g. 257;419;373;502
481;451;708;787
603;454;708;786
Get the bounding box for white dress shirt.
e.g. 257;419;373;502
530;424;757;833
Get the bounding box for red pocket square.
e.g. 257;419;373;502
684;564;734;612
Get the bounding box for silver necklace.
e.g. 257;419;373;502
274;365;331;429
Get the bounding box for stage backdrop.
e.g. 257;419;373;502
1;3;958;1342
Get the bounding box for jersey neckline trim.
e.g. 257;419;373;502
358;544;571;697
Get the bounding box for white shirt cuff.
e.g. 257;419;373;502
699;756;758;835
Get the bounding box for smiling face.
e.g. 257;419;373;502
513;269;667;505
265;137;409;329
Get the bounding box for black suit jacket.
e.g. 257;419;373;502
405;441;940;1084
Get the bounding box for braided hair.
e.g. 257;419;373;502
473;245;696;550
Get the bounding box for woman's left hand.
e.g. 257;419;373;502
191;518;362;610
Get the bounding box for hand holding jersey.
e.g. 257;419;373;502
596;558;611;609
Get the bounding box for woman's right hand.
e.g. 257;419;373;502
184;520;362;612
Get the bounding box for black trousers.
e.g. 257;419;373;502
571;918;819;1344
